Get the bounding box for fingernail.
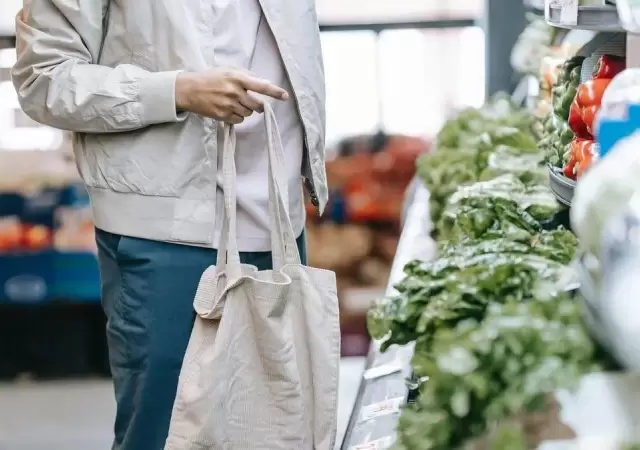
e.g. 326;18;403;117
282;91;289;100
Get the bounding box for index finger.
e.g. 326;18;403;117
237;75;289;101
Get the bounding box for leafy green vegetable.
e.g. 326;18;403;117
376;91;602;450
439;228;578;266
442;174;559;227
419;99;539;222
395;293;602;450
417;149;481;222
479;145;547;185
367;241;576;351
437;197;542;244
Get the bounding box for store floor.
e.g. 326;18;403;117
0;357;366;450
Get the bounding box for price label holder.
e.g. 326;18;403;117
546;0;578;25
363;360;403;381
560;0;578;26
617;0;640;33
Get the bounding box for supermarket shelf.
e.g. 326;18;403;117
548;165;575;207
319;18;478;33
341;182;435;450
546;4;623;31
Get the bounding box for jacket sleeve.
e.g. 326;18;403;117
11;1;186;133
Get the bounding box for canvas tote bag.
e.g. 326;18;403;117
165;104;341;450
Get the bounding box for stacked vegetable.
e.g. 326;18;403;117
540;56;583;168
367;96;611;449
543;54;626;180
417;94;539;223
564;55;625;179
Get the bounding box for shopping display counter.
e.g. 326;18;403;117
341;2;640;447
341;183;433;449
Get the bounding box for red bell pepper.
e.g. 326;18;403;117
581;105;598;136
563;154;577;179
575;140;596;178
592;55;626;80
576;78;611;107
568;78;612;139
568;99;592;139
563;139;580;179
563;139;597;180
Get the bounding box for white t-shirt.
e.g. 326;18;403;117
211;0;305;252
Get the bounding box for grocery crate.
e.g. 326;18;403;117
0;252;55;304
20;188;65;227
0;192;24;218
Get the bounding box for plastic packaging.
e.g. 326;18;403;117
598;198;640;371
571;131;640;262
596;68;640;136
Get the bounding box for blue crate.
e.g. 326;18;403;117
0;252;55;304
21;189;65;227
53;251;101;303
0;193;24;219
59;183;90;208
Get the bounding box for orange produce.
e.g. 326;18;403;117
22;224;52;251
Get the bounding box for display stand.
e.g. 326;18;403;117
543;0;640;208
340;183;435;449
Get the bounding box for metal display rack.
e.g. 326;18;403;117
340;183;434;449
543;0;640;207
546;4;623;31
548;166;576;206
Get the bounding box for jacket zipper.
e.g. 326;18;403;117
256;3;320;214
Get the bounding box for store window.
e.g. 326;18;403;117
321;26;486;145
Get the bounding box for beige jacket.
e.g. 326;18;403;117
12;0;328;246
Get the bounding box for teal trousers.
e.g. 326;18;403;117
95;228;307;450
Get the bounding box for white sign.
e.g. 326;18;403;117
559;0;579;26
545;0;578;25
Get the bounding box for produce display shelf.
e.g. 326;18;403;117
548;165;576;206
340;183;434;450
546;4;623;31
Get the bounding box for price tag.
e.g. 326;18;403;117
359;397;404;423
559;0;578;26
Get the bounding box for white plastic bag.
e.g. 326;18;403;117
571;131;640;262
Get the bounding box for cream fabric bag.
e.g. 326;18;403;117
165;104;341;450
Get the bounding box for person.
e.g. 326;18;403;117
12;1;328;449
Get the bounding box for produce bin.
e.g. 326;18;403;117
0;252;55;304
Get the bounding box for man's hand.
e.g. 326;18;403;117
175;69;288;124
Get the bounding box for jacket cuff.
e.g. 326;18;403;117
138;70;188;125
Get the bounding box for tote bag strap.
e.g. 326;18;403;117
216;103;301;273
263;104;301;268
